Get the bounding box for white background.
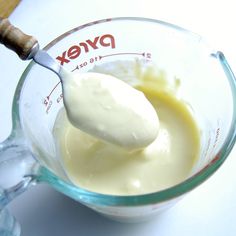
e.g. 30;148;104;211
1;0;236;235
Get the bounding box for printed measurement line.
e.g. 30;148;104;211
100;52;145;59
46;51;149;99
47;81;61;100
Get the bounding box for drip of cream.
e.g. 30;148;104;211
60;71;159;150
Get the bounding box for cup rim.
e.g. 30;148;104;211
12;17;236;206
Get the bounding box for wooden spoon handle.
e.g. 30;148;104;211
0;17;39;60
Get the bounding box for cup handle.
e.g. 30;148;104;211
0;135;39;210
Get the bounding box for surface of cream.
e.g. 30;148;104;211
53;85;200;195
61;71;159;150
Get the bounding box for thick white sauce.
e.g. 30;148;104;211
53;84;200;195
61;71;159;150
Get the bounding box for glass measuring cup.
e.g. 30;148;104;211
1;17;236;232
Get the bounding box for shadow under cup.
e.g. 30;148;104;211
11;18;236;221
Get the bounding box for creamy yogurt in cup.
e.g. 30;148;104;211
53;62;200;195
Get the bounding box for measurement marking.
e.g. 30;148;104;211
47;81;61;100
46;51;148;100
100;52;145;59
72;65;79;72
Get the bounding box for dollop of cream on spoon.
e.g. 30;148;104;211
61;71;159;150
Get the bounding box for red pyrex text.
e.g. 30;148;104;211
56;34;115;65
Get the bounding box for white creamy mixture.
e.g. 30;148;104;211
53;68;200;195
61;71;159;150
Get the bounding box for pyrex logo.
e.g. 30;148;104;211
56;34;115;65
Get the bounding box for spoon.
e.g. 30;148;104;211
0;18;64;79
0;18;159;150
